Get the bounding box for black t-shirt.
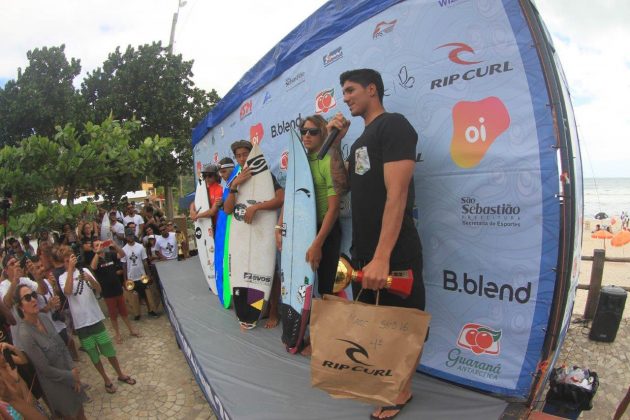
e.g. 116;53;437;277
347;112;421;266
94;252;124;298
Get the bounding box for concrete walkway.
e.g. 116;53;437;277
76;313;215;419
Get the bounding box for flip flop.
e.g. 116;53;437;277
117;376;136;385
105;383;116;394
369;395;413;420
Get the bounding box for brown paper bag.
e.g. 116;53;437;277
310;294;431;406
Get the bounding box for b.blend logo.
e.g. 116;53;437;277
430;42;514;90
450;96;510;168
285;71;305;91
320;339;393;377
315;88;337;114
443;269;532;304
270;113;303;138
373;20;397;39
457;323;501;355
240;99;252;120
250;123;264;145
323;46;343;66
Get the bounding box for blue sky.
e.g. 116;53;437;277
1;0;628;178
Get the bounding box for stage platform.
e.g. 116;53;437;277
156;257;510;420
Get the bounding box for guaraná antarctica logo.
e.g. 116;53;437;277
450;96;510;168
280;151;289;170
460;196;521;228
445;323;503;381
315;88;337;114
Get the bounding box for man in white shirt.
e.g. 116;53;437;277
102;210;126;247
123;203;144;238
155;224;178;261
121;229;159;319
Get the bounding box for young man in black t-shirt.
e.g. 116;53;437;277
327;68;424;420
90;241;140;343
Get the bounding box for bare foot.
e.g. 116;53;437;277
300;344;312;356
264;316;279;329
115;335;123;344
130;330;141;338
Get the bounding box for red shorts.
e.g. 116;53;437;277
104;295;128;319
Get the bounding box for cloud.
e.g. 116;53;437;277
535;1;630;177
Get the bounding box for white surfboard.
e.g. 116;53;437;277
194;177;217;294
228;145;277;328
280;128;317;352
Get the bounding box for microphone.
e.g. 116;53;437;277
317;127;340;160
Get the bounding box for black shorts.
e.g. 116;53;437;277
317;221;342;296
351;255;425;310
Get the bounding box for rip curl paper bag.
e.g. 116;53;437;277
310;294;431;406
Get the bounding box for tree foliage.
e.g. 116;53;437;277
82;41;220;184
0;117;172;220
0;45;84;147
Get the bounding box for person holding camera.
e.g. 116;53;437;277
14;284;87;419
90;241;140;344
59;248;136;395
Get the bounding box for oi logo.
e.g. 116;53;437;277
450;97;510;168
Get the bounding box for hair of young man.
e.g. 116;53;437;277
339;68;384;104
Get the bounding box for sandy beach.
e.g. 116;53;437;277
575;217;630;319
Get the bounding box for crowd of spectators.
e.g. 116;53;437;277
0;199;179;419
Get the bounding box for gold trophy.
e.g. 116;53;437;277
140;274;151;285
124;279;135;291
332;256;413;298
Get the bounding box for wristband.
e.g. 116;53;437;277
230;189;238;193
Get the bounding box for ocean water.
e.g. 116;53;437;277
583;178;630;218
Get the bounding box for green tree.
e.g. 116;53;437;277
0;117;172;216
0;45;84;147
82;41;220;216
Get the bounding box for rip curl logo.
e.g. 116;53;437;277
450;97;510;168
437;42;482;65
338;339;372;366
372;20;397;39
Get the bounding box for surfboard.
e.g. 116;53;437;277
214;164;241;308
194;177;217;294
228;145;277;328
280;129;317;352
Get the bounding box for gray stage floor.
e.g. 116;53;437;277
156;257;508;420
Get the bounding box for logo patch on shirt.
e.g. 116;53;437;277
354;146;371;175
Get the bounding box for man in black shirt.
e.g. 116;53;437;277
90;241;140;343
328;68;424;420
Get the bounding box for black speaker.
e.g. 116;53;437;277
589;286;627;342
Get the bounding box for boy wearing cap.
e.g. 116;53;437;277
223;140;284;329
190;163;223;232
121;229;159;320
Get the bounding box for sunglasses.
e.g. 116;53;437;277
21;291;38;303
300;128;321;136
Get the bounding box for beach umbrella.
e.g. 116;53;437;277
611;230;630;247
594;212;609;220
591;230;613;239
